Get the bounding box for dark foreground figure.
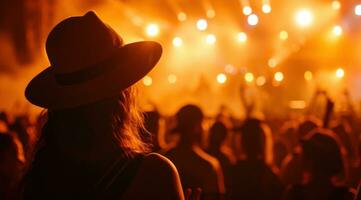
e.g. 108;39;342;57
22;11;186;200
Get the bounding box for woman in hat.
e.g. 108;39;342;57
22;11;188;199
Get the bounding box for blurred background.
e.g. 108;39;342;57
1;0;361;119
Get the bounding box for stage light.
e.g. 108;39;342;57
279;31;288;40
274;72;284;82
168;74;177;84
248;14;259;26
304;71;313;81
145;24;159;37
332;25;342;36
196;19;208;31
178;12;187;21
336;68;344;78
207;10;216;18
237;32;247;43
268;58;277;68
173;37;183;47
143;76;153;86
245;72;254;83
206;34;216;44
355;5;361;16
217;73;227;84
256;76;266;86
243;6;252;16
331;1;341;10
262;4;272;14
295;9;313;27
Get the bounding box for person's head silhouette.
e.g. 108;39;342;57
174;104;204;146
208;121;227;152
302;129;345;180
240;118;270;161
24;11;162;159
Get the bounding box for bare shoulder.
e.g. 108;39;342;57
124;153;184;200
142;152;179;175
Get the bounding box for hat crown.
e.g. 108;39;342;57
46;11;123;74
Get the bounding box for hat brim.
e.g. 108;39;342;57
25;41;162;110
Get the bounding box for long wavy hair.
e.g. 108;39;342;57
37;86;150;158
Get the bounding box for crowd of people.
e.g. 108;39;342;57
1;11;361;200
1;97;361;199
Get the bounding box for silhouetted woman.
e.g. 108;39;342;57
23;11;185;199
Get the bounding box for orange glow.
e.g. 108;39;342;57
256;76;266;86
268;58;277;68
289;100;306;109
168;74;177;84
331;1;341;10
279;31;288;40
304;71;313;81
177;12;187;21
206;10;216;18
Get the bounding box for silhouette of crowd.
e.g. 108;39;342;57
1;11;361;200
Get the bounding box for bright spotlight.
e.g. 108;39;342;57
143;76;153;86
295;9;313;27
196;19;208;31
145;24;159;37
355;5;361;16
217;73;227;84
243;6;253;15
173;37;183;47
331;0;341;10
256;76;266;86
274;72;284;82
248;14;259;26
304;71;313;81
279;31;288;40
207;10;216;18
178;12;187;21
262;4;272;14
237;32;247;43
206;34;216;44
245;72;254;83
168;74;177;84
336;68;344;78
332;25;343;36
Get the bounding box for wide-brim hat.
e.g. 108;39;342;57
25;11;162;110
